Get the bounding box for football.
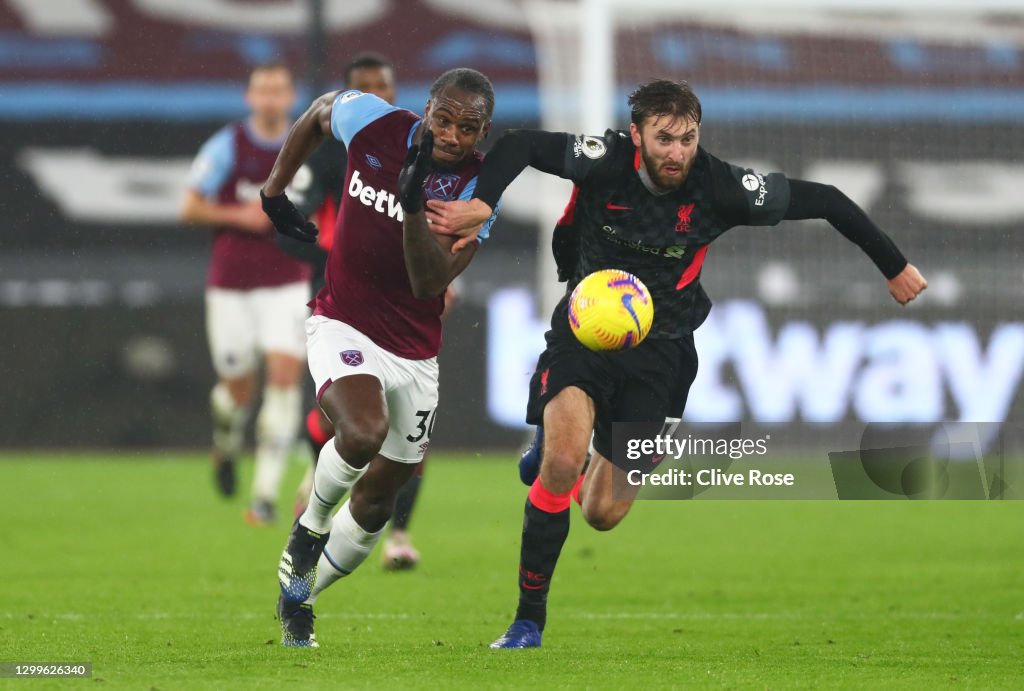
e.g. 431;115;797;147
568;269;654;351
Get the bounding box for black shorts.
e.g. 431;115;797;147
525;319;698;461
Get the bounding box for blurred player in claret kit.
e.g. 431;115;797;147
427;79;928;648
277;53;445;570
179;62;311;526
259;68;499;647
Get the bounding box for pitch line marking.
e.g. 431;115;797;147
2;611;1006;622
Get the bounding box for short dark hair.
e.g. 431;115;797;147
250;60;292;81
628;79;701;127
429;68;495;118
344;53;392;86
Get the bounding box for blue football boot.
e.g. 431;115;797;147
519;426;544;486
278;519;329;603
489;619;543;649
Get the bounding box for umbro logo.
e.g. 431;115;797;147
365;154;382;170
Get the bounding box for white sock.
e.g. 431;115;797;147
210;382;248;457
299;441;367;533
251;385;301;503
305;500;384;604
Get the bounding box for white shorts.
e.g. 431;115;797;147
306;315;439;464
205;282;310;378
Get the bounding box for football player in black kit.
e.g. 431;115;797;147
424;79;927;648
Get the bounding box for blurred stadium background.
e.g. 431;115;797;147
1;0;1022;453
3;2;1023;686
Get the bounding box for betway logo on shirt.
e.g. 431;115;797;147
348;170;404;222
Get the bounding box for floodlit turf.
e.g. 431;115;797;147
1;452;1022;689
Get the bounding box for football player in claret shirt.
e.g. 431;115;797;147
259;67;498;647
426;79;927;648
179;62;311;525
277;53;437;571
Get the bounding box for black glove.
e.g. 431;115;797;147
260;190;319;243
398;129;434;214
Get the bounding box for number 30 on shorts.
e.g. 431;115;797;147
406;409;437;443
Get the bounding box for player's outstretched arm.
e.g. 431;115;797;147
259;91;338;243
784;179;927;306
263;92;335;196
426;129;574;251
179;128;271;233
885;263;928;306
400;131;478;298
179;189;271;233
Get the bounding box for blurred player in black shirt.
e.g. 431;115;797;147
277;53;430;571
426;79;927;648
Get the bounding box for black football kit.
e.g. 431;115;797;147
473;129;907;458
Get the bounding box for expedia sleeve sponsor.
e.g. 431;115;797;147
723;162;791;226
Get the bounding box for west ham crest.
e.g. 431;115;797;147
340;350;364;366
426;174;460;201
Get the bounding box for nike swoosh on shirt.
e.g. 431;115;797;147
606;202;632;211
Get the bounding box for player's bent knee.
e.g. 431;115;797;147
581;502;625;532
333;421;388;467
265;356;303;389
223;376;255;407
266;370;301;389
541;449;586;494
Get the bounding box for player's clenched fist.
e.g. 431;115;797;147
887;263;927;305
260;190;319;243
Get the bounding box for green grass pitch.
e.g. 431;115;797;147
1;452;1021;689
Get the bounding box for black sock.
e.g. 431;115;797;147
515;499;570;631
392;473;422;531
